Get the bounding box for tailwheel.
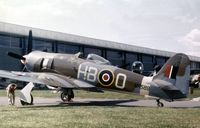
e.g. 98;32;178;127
20;94;33;105
156;99;164;107
61;89;74;102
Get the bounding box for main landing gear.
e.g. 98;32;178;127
19;82;75;105
60;89;74;102
156;99;164;107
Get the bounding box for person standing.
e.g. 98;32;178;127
6;83;17;105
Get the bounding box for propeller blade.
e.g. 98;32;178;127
7;52;25;60
27;30;32;53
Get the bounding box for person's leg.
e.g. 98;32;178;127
8;93;12;105
10;94;14;105
12;93;15;105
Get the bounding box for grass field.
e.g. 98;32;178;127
0;105;200;128
0;89;200;128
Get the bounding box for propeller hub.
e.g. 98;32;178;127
21;55;27;64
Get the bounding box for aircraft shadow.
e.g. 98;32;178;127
60;99;138;107
19;99;138;109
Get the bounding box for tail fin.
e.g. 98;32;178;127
152;53;190;99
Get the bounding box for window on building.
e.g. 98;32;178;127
142;54;153;75
32;39;53;52
10;37;21;48
0;35;10;47
198;63;200;68
57;43;79;54
0;35;21;48
84;47;102;57
191;61;200;69
156;56;166;66
106;50;124;66
125;52;138;70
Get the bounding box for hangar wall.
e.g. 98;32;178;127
0;47;22;71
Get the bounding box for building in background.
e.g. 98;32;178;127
0;22;200;76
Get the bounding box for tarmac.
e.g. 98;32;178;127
0;97;200;108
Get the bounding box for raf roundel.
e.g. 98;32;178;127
98;69;114;86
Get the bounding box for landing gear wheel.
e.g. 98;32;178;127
61;90;74;102
20;94;33;106
156;99;164;107
157;102;164;107
61;92;69;102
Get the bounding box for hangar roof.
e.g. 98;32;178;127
0;21;200;62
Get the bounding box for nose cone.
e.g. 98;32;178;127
22;53;37;71
20;55;27;64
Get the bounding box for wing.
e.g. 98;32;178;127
0;70;95;89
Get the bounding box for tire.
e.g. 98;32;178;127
156;99;164;107
60;90;74;102
157;102;164;107
20;94;33;105
61;92;69;102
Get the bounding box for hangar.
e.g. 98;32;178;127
0;21;200;75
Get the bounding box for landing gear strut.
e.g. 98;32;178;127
19;82;34;106
156;99;164;107
61;89;74;102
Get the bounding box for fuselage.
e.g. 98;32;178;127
23;51;189;101
25;51;149;94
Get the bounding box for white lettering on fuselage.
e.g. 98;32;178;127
77;64;89;80
87;67;98;82
77;64;127;89
77;65;97;82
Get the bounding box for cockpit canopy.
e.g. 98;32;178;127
132;61;144;74
87;54;111;65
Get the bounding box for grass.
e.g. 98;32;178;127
0;89;200;128
0;106;199;128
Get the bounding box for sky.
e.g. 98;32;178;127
0;0;200;57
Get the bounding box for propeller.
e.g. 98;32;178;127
7;52;25;60
27;30;32;53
